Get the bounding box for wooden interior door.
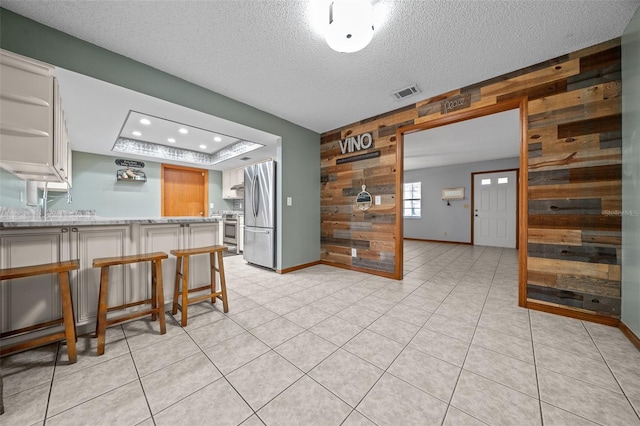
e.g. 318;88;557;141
161;164;208;217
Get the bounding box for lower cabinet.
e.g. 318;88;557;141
138;223;219;304
0;227;70;333
0;221;219;338
71;225;131;324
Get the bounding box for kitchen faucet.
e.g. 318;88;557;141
40;180;72;219
41;181;49;219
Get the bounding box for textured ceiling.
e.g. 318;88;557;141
3;0;639;134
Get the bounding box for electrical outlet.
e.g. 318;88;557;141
287;197;293;206
351;248;357;257
375;195;381;205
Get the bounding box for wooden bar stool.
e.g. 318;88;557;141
171;245;229;327
92;252;168;356
0;260;79;364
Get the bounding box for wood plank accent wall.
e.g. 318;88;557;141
320;39;622;322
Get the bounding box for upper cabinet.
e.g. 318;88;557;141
222;167;245;199
0;49;70;184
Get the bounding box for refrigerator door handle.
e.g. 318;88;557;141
245;228;270;234
252;174;260;218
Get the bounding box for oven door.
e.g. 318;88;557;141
223;220;238;245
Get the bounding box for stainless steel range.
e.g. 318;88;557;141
222;213;239;246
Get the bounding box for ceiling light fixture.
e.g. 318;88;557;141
214;136;222;142
199;144;207;149
140;118;151;125
325;0;374;53
179;128;188;134
112;138;263;166
132;131;142;136
168;138;176;143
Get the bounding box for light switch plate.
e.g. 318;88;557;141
351;248;357;257
375;195;381;205
287;197;293;206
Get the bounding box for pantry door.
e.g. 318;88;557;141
473;170;517;248
161;164;208;217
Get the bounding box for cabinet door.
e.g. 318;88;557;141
0;228;69;333
184;223;219;287
0;51;59;180
70;226;131;324
222;170;231;199
138;223;184;304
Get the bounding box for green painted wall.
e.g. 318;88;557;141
0;8;321;269
0;169;26;208
622;9;640;337
0;151;227;216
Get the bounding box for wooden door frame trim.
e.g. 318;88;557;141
470;168;520;248
396;98;528;308
160;163;209;217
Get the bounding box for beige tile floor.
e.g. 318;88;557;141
2;241;640;425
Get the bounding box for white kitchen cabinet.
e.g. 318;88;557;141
70;225;131;323
0;226;132;336
0;49;69;183
222;167;245;199
138;222;220;304
0;227;70;334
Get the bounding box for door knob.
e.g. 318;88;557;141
199;211;203;216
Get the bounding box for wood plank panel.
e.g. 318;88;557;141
527;243;618;265
527;257;618;280
320;38;622;321
527;228;583;246
528;181;620;199
527;85;604;116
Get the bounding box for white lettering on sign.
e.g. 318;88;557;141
339;132;374;154
441;93;472;114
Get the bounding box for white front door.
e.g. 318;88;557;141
473;170;517;248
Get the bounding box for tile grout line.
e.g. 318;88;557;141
439;245;497;425
582;323;640;423
41;341;60;426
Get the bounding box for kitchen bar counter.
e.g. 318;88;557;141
1;214;224;346
0;216;221;228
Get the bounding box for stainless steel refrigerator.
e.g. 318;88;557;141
243;160;276;269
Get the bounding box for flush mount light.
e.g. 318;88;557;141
199;144;207;149
179;128;188;134
214;136;222;142
167;138;176;143
140;118;151;125
132;131;142;137
325;0;374;53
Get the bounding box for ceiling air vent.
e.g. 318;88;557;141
392;84;421;100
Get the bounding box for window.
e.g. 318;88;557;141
403;182;421;218
481;178;491;185
498;177;509;184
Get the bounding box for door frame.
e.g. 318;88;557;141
470;168;520;248
161;163;209;217
396;97;528;307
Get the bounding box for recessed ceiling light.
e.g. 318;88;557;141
132;131;142;136
168;138;176;143
214;136;222;142
140;118;151;125
199;144;207;149
179;128;188;134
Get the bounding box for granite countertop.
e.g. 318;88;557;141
0;216;221;228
